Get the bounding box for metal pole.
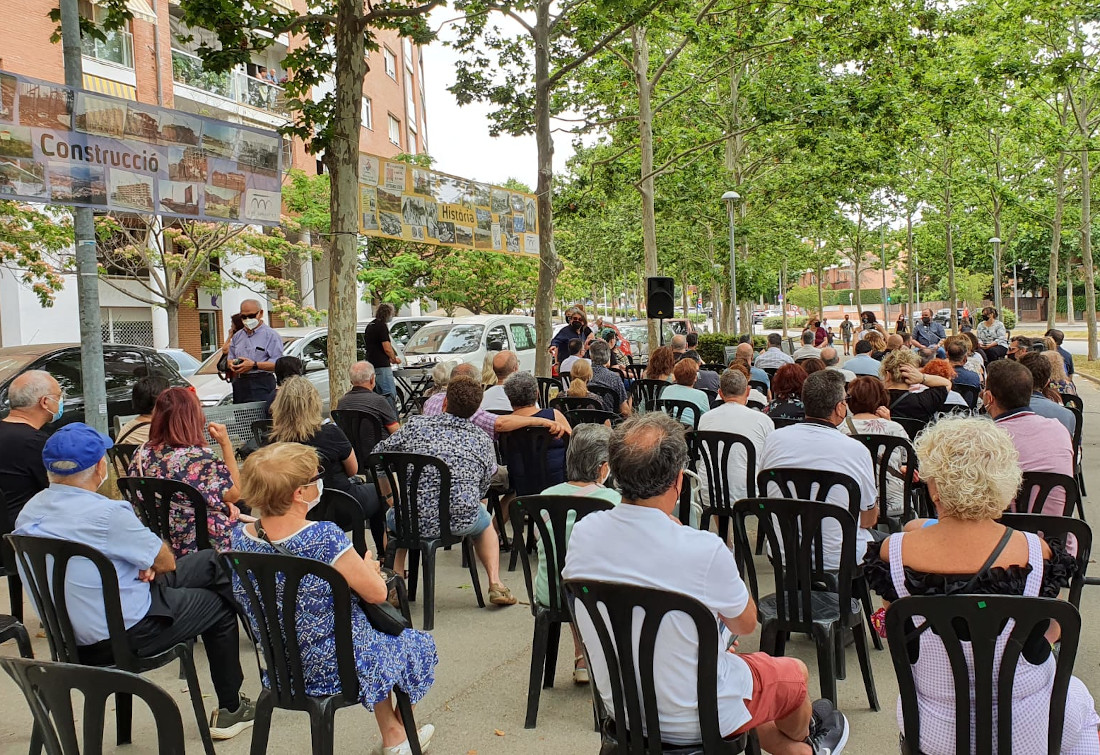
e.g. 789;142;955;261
726;200;738;334
880;222;889;326
61;0;108;434
991;238;1003;313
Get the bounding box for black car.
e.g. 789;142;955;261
0;343;191;432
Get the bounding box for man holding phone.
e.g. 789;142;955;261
228;299;283;404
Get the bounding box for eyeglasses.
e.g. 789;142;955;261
308;468;324;483
240;311;261;319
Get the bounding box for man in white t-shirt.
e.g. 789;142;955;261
480;350;519;412
758;370;879;571
563;412;849;754
699;368;774;503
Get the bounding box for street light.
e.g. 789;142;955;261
989;237;1003;313
723;190;741;333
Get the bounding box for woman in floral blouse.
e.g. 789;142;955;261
128;387;241;555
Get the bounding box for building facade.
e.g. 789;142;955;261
0;0;428;358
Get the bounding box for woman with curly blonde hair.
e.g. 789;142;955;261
862;416;1097;755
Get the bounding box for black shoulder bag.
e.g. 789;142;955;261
254;520;410;636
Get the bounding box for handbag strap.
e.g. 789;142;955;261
254;520;297;558
116;421;149;445
844;414;859;435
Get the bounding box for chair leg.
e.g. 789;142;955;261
249;692;276;755
543;620;562;689
857;577;883;651
394;688;422;755
407;549;421;602
307;702;336;755
851;619;880;711
834;627;847;681
758;620;778;656
813;626;838;707
463;538;485;608
421;547;437;632
753;526;764;556
10;622;32;659
180;650;217;755
8;574;22;624
28;725;43;755
115;691;132;746
525;613;550;729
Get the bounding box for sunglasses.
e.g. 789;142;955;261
306;467;324;484
240;311;261;318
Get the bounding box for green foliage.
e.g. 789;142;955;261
696;333;766;364
763;316;809;330
0;201;71;306
1002;310;1017;330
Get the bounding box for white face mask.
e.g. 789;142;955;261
304;479;323;511
242;317;260;330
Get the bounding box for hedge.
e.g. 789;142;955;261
697;333;767;364
762;316;809;330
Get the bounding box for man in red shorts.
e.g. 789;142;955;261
564;412;849;754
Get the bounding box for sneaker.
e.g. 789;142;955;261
808;708;849;755
208;695;256;740
371;724;436;755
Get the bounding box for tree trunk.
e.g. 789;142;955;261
945;183;958;334
780;258;788;339
166;302;180;348
1047;153;1065;330
533;0;559;377
852;210;863;316
906;210;915;321
1067;256;1075;325
324;0;367;393
816;265;824;319
1080;124;1095;360
632;25;660;349
992;212;1003;314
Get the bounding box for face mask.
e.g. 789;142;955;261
49;396;64;423
304;479;323;511
242;317;260;330
922;317;931;325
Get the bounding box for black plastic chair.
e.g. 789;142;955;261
588;383;621;411
564;579;757;754
367;452;484;631
0;489;23;622
1060;392;1083;412
0;614;32;658
1013;471;1083;518
952;383;980;409
997;513;1092;608
749;379;769;396
687;430;757;550
1067;405;1086;500
1;657;186;755
251;419;274;447
223;551;423;755
701;388;718;406
885;595;1081;755
512;496;614;728
564;408;622;428
769;416;803;428
106;443;139;476
536;376;560;408
331;409;387;475
653;398;702;430
307;488;373;557
6;534;215;754
500;427;569;571
549;395;604;413
732;498;879;710
623;363;647;381
629;379;668;412
850;434;919;530
893;416;927;441
762;367;779;379
700;363;725;374
116;476;213;553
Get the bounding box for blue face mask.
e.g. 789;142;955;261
50;396;64;423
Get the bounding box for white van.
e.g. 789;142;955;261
402;315;538;373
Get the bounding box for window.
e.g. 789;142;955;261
39;351;83;399
361;97;373;130
388;115;401;146
510;323;534;351
407;126;417;154
402;38;413;67
383;48;397;79
104;349;150;393
299;335;329;368
486;325;508;350
79;0;134;69
405;76;416;129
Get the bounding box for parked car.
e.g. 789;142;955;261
388;317;439;357
157;348;203;378
402;315;539;372
0;343;191;431
663;318;697;336
615;322;677;358
933;308;969;326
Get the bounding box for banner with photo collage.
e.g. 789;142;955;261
357;153;540;257
0;70;282;225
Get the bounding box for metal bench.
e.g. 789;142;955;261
114;401;269;450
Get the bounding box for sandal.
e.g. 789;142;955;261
488;583;517;606
573;655;589;685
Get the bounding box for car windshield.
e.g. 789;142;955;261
405;324;485;355
0;352;39;384
619;324;674;342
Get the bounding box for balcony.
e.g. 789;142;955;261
81;29;134;69
170;48;286;117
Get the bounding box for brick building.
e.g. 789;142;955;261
0;0;428;359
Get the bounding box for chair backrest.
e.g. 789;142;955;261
687;430;757;515
953;383;980;409
762;367;779;379
222;551;359;710
1060;393;1083;412
1013;471;1081;516
850;433;918;524
997;513;1091;608
700;363;725;374
116;476;212;552
623;363;647;381
498;427;567;496
251;419;273;447
769;416;802;428
106;443;139;476
588;382;621;408
7;534;138;667
885;594;1081;755
548;395;603;413
563;579;740;753
0;489;15;575
307;488;369;557
563;409;621;428
0;657;186;755
749;379;769;395
629;379;667;411
732;498;856;628
512;496;613;615
367;452;455;544
331;409;386;474
1067;405;1083;453
893;416;927;441
700;388;718;406
536;376;559;409
757;466;862;519
653;398;701;430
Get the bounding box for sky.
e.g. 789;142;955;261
420;8;576;190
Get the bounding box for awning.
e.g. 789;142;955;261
91;0;158;24
82;73;137;100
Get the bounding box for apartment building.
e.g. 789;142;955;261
0;0;428;358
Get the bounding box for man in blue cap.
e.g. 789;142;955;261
14;423;256;740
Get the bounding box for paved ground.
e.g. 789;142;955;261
2;381;1099;754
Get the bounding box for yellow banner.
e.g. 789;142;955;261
358;152;539;257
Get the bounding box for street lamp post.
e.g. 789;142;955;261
723;190;741;333
989;237;1003;313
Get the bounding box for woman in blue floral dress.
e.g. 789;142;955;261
231;442;438;755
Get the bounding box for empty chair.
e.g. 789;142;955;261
307;488;375;557
623;362;647;381
1067;405;1086;500
1;657;187;755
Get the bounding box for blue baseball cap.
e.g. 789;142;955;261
41;423;113;475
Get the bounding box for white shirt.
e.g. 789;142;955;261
758;421;877;570
563;505;753;743
699;401;775;503
826;365;857;383
560;355;588;374
480;384;512;412
791;344;821;361
748;388;769;407
754;347;794;369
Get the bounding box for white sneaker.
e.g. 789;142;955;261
371;724;435;755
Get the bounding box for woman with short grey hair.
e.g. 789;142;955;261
539;423;620;684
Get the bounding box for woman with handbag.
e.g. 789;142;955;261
231;442;438;755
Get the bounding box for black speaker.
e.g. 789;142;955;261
646;276;675;319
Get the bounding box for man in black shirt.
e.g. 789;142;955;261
335;362;400;439
363;303;402;411
0;370;60;522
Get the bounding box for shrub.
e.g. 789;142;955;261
762;315;808;330
697;333;766;364
1002;310;1016;330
